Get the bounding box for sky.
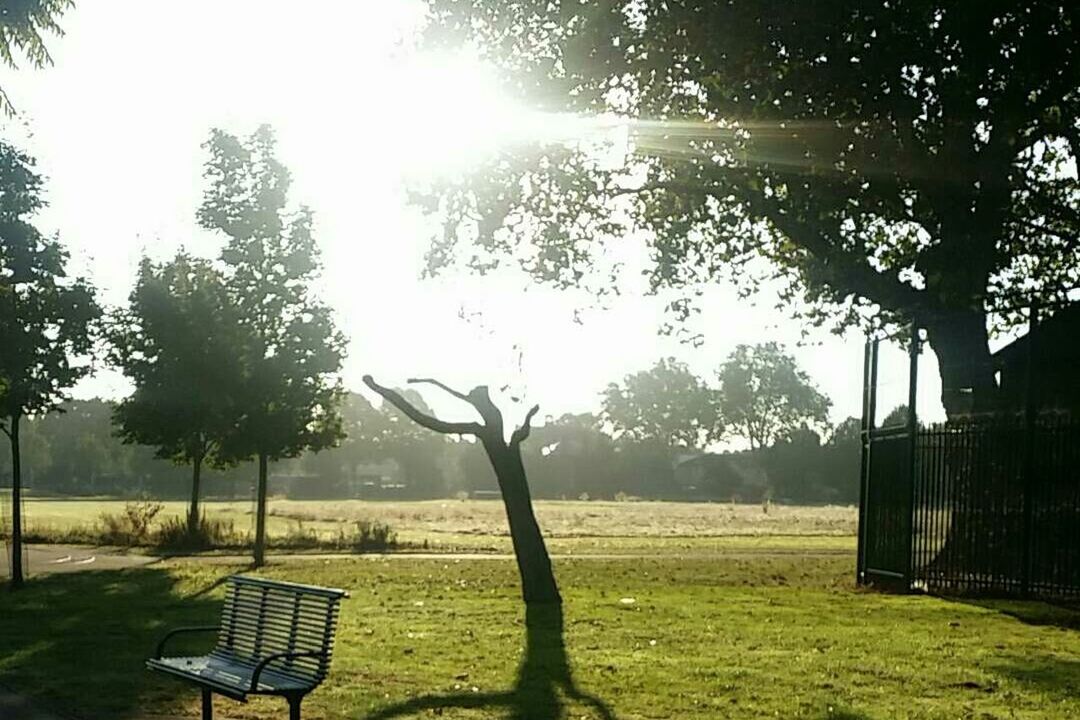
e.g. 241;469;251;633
0;1;948;439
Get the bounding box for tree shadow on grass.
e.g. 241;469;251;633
952;597;1080;631
361;603;617;720
989;655;1080;703
0;568;224;719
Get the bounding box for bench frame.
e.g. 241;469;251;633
148;575;347;720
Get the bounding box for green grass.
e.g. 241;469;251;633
2;553;1080;719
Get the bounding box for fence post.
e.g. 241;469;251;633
1021;303;1039;597
906;317;920;590
857;340;875;585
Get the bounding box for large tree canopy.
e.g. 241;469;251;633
416;1;1079;417
601;357;721;449
716;342;830;450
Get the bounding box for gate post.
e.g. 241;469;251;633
857;338;879;586
1021;303;1039;597
906;318;920;590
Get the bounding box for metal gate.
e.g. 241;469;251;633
857;323;919;591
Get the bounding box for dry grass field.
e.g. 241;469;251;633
9;496;857;554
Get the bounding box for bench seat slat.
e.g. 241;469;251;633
148;656;313;698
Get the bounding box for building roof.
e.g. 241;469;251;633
992;303;1080;367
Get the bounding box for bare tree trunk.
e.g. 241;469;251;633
9;412;23;589
253;453;268;567
925;310;999;418
188;451;204;536
922;309;1005;584
363;375;561;605
484;439;561;604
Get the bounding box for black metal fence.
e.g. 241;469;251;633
912;415;1080;597
860;414;1080;599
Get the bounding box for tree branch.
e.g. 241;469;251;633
407;377;472;403
510;404;541;447
363;375;482;436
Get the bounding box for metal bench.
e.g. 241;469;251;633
148;575;347;720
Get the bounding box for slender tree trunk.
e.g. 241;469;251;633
484;439;561;605
188;451;204;536
9;413;23;589
253;452;268;567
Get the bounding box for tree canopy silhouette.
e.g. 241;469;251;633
199;125;346;567
601;357;722;449
111;253;243;536
0;138;99;587
414;0;1079;418
717;342;831;450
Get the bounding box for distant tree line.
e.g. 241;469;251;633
1;394;868;507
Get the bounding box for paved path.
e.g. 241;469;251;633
0;544;158;579
2;542;854;580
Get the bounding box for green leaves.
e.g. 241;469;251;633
0;139;101;424
0;0;73;115
197;126;346;464
601;358;723;449
716;343;831;450
111;253;243;466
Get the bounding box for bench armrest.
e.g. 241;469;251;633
249;651;327;692
155;626;219;658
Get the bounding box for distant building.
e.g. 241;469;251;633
993;303;1080;414
673;452;769;501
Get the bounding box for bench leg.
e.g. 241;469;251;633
202;688;212;720
288;695;302;720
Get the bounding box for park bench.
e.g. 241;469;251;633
148;575;348;720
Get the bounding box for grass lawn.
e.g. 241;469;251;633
2;552;1079;719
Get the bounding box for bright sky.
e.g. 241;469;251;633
0;0;947;437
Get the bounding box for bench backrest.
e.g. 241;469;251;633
212;575;347;684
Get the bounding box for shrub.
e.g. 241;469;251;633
275;520;320;549
343;519;397;552
155;516;244;551
98;499;163;545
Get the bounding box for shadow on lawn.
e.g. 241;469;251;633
0;568;223;719
955;597;1080;631
362;603;618;720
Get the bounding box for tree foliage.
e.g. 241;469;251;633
0;0;72;115
415;0;1079;416
601;357;722;448
0;137;99;585
198;125;346;564
0;139;99;422
110;253;243;531
717;342;830;450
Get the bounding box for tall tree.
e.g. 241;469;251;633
0;138;99;587
199;125;346;566
0;0;72;115
364;375;560;605
414;1;1079;418
601;357;721;449
717;343;830;450
111;253;242;535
